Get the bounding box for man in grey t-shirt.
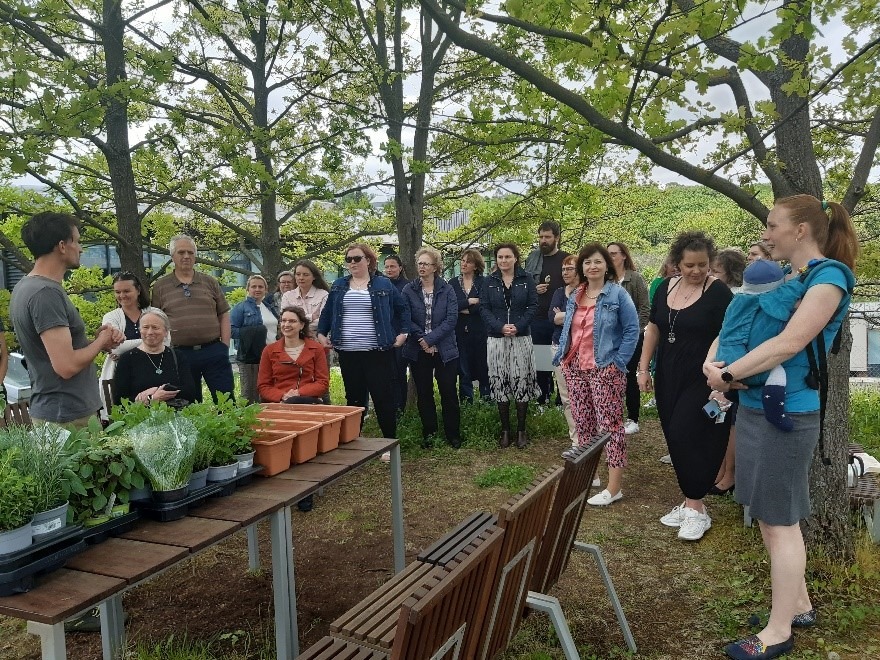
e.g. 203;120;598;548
10;212;122;427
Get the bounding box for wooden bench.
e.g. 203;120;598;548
2;400;31;427
317;525;505;658
417;511;496;567
525;432;637;657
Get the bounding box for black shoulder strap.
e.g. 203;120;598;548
806;334;832;466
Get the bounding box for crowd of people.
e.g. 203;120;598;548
3;196;860;659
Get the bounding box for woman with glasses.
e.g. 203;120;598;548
402;247;461;448
549;254;580;449
317;243;409;439
281;259;330;335
480;243;540;448
450;248;490;402
99;272;165;416
230;274;280;404
259;305;329;510
258;306;329;404
554;243;639;506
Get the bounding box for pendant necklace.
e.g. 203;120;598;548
667;278;702;344
145;350;165;375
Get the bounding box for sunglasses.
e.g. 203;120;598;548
181;283;192;298
345;255;365;263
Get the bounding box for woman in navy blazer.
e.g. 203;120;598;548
402;247;461;448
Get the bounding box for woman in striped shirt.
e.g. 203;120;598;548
317;243;410;439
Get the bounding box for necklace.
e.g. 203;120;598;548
666;278;704;344
350;278;369;290
145;349;165;375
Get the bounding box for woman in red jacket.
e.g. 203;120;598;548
258;306;330;404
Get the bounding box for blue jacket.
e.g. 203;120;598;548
230;296;279;342
317;273;410;351
401;277;459;363
552;282;639;371
479;267;538;337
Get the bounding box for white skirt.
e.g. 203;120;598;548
487;336;541;403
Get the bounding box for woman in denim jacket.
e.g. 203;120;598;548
402;248;461;448
480;243;540;448
317;243;409;440
553;243;639;506
230;275;279;403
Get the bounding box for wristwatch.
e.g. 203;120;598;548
720;367;734;383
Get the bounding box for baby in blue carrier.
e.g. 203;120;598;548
716;260;794;431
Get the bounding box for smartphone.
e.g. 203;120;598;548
702;399;722;419
162;384;181;392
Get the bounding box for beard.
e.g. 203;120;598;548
539;242;556;255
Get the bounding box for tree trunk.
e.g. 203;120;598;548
101;0;146;283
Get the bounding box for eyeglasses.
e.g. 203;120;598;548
345;255;364;263
417;262;435;268
561;266;576;272
181;283;191;298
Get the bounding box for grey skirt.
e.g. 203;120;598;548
734;406;820;526
487;336;541;403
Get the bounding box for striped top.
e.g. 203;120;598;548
150;271;230;347
337;289;378;351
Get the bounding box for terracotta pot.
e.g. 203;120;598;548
263;403;363;443
250;430;296;476
260;408;342;453
257;415;320;464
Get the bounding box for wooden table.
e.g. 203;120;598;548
0;438;403;660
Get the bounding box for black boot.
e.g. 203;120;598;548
515;402;529;448
498;401;511;448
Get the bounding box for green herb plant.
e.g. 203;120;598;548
0;448;37;532
0;423;73;514
128;413;197;491
64;419;145;523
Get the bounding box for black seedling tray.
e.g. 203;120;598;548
131;483;222;522
0;526;86;596
82;511;141;545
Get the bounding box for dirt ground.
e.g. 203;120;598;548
1;416;878;659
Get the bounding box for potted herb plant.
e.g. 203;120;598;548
226;395;262;470
2;424;74;539
182;399;238;481
127;410;197;503
0;448;37;555
64;421;145;526
188;433;214;491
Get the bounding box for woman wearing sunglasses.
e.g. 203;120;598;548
317;243;410;439
553;243;639;506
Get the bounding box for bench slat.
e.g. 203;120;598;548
417;511;496;567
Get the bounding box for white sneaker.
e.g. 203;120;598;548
624;419;640;435
587;489;622;506
659;454;673;464
660;501;687;527
379;451;391;463
592;477;601;488
677;507;712;541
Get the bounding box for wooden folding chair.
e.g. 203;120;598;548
474;466;562;660
526;432;637;656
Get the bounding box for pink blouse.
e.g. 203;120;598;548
563;304;597;370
